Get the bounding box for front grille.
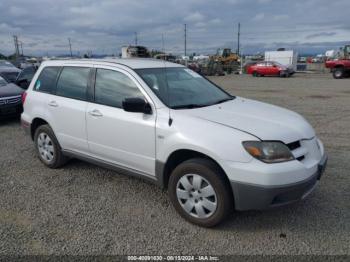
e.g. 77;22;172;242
296;156;305;161
0;95;22;106
287;140;305;162
287;141;301;151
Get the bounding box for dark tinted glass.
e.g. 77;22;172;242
34;67;61;93
56;67;90;100
18;67;36;81
95;69;143;108
1;72;19;83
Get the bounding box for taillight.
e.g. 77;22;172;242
21;92;27;105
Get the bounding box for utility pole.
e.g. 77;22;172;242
237;22;240;56
13;35;20;58
134;32;138;46
161;34;165;54
184;24;187;56
20;41;23;56
68;38;73;57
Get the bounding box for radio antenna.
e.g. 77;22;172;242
161;34;172;126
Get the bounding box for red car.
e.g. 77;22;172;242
247;61;294;77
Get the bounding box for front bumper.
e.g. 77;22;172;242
0;104;23;118
231;153;328;210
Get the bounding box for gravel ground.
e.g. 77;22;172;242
0;73;349;255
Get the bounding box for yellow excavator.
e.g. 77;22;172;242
211;48;240;65
207;48;240;75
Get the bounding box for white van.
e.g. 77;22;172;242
21;59;327;227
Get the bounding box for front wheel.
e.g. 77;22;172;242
333;68;344;79
168;158;233;227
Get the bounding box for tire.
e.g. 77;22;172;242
333;68;344;79
280;71;287;78
253;71;260;77
168;158;233;227
34;124;68;168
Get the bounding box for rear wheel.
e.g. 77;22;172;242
168;158;233;227
333;68;344;79
34;124;68;168
253;71;260;77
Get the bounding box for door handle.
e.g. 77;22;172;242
48;101;58;107
88;109;103;117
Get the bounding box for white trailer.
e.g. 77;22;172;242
265;50;298;71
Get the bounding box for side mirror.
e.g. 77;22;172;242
122;97;152;114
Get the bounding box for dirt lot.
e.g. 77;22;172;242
0;73;349;255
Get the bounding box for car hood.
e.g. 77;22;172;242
0;83;24;98
0;67;21;73
181;97;315;144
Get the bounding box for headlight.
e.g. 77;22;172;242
242;141;294;163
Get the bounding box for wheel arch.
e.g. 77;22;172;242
157;149;232;192
30;117;49;140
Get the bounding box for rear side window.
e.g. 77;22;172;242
94;69;143;108
34;67;61;93
56;67;90;101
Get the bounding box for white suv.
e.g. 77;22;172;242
21;59;327;227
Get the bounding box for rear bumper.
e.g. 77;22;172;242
20;117;31;136
231;153;328;210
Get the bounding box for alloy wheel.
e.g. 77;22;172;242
37;132;55;163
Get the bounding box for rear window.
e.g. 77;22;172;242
56;67;90;101
34;67;61;93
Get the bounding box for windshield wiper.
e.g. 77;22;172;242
171;104;207;109
210;97;234;106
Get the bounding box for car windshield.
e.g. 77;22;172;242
0;76;7;87
136;67;233;109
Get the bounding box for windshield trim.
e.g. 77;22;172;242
135;67;235;109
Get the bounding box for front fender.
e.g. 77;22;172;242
156;111;256;164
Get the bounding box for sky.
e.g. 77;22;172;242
0;0;349;56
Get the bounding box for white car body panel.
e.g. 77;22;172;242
85;65;156;175
21;59;327;211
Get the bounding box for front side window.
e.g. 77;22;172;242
34;66;61;93
56;67;90;100
136;67;233;109
94;69;144;108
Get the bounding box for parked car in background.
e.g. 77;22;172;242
21;59;327;227
0;76;24;119
0;76;8;87
0;60;21;83
243;61;257;74
325;44;350;79
325;59;350;79
15;66;38;89
248;61;294;77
